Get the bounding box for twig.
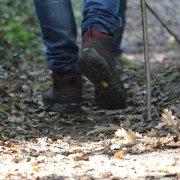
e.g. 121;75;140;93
140;0;152;121
145;2;180;44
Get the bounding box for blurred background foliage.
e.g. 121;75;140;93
0;0;83;63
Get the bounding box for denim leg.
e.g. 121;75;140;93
34;0;79;75
113;0;127;56
81;0;122;35
82;0;127;56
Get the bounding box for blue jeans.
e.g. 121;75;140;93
34;0;127;75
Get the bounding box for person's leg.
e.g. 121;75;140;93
113;0;127;56
34;0;79;74
34;0;82;114
81;0;122;35
79;0;127;110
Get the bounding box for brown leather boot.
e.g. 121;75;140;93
79;27;127;110
42;72;82;114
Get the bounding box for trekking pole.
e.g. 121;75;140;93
140;0;152;121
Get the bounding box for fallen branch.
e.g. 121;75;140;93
146;2;180;44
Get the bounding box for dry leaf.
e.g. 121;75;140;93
113;151;124;159
73;156;90;161
147;129;157;137
31;138;38;143
162;109;177;127
32;167;39;172
153;140;162;149
52;136;63;141
173;136;179;142
155;122;166;129
31;161;39;166
156;165;169;173
161;109;180;137
2;141;11;148
87;114;96;121
115;128;140;140
11;145;19;151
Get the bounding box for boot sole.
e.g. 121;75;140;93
79;48;127;110
79;48;112;84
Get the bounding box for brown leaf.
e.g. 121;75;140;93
113;151;124;160
2;141;11;148
12;157;20;163
31;138;38;143
52;136;63;141
73;156;90;161
153;140;162;149
32;167;39;172
173;136;179;142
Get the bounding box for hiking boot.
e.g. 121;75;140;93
79;27;127;109
42;72;82;114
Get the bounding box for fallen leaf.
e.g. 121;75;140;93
87;114;96;121
115;128;141;140
153;140;162;149
155;122;166;129
2;141;11;148
156;165;169;173
32;167;39;172
161;109;180;136
11;145;19;151
113;151;124;159
173;136;179;142
73;156;90;161
147;129;157;137
31;138;38;143
31;161;39;166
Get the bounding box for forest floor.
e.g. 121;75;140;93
0;0;180;179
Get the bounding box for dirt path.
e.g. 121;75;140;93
0;0;180;179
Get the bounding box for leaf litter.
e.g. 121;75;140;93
0;0;180;179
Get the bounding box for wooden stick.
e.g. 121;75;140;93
140;0;152;121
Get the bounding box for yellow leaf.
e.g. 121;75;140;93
87;114;96;121
156;165;169;173
115;128;140;140
11;145;19;151
101;81;109;87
